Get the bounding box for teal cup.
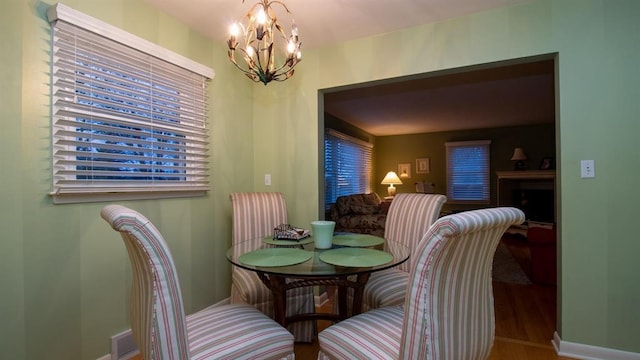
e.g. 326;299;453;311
311;220;335;249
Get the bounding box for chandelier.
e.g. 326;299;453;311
227;0;302;85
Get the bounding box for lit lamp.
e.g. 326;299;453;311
511;147;528;170
381;171;403;197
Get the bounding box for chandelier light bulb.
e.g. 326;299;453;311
229;23;240;37
256;7;267;24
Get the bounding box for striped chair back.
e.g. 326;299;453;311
101;205;189;360
230;192;288;254
228;192;316;342
384;193;447;272
400;207;525;359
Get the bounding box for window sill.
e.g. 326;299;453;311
49;190;207;204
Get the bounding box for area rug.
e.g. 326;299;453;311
492;243;531;285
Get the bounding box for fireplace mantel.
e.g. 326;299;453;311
496;170;556;180
496;170;556;222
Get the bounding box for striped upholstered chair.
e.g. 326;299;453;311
229;192;316;342
318;207;525;360
101;205;294;360
362;193;447;311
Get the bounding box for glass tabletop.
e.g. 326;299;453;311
226;235;410;278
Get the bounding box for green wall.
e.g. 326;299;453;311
1;0;254;358
2;0;639;358
374;124;555;212
255;0;640;355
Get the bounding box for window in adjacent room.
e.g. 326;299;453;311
47;3;214;204
445;140;491;203
324;129;373;210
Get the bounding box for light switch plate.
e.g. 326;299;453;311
580;160;595;178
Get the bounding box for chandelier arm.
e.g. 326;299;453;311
269;0;291;13
229;49;263;82
250;47;269;78
230;42;299;84
244;2;264;18
264;54;297;77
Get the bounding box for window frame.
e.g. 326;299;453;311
324;129;373;210
445;140;492;204
47;3;214;204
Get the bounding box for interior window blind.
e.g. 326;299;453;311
324;129;373;209
445;140;491;203
48;4;213;203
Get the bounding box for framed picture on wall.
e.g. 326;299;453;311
398;163;411;179
416;158;430;174
539;157;554;170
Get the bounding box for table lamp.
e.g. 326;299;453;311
511;147;528;170
381;171;402;197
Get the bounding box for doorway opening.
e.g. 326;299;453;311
318;53;560;348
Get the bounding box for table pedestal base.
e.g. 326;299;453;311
257;272;371;327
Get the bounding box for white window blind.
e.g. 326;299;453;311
445;140;491;203
47;4;214;204
324;129;373;209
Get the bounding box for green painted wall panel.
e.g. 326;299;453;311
373;124;555;213
4;0;640;358
0;1;26;358
256;0;640;354
4;0;252;358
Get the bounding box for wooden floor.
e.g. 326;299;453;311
295;236;576;360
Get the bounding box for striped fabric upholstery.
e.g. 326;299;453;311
362;193;446;311
318;207;525;360
101;205;294;360
319;306;404;359
384;193;447;272
186;304;294;360
230;192;316;342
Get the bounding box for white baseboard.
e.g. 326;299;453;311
97;297;235;360
553;331;640;360
110;329;139;360
96;351;138;360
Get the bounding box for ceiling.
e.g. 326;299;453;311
142;0;554;136
324;59;555;136
141;0;534;50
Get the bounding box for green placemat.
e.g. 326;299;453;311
262;236;314;246
332;234;385;247
319;248;393;267
239;248;313;267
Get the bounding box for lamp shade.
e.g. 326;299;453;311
381;171;403;185
511;148;528;161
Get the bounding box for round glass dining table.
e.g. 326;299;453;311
226;234;410;327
